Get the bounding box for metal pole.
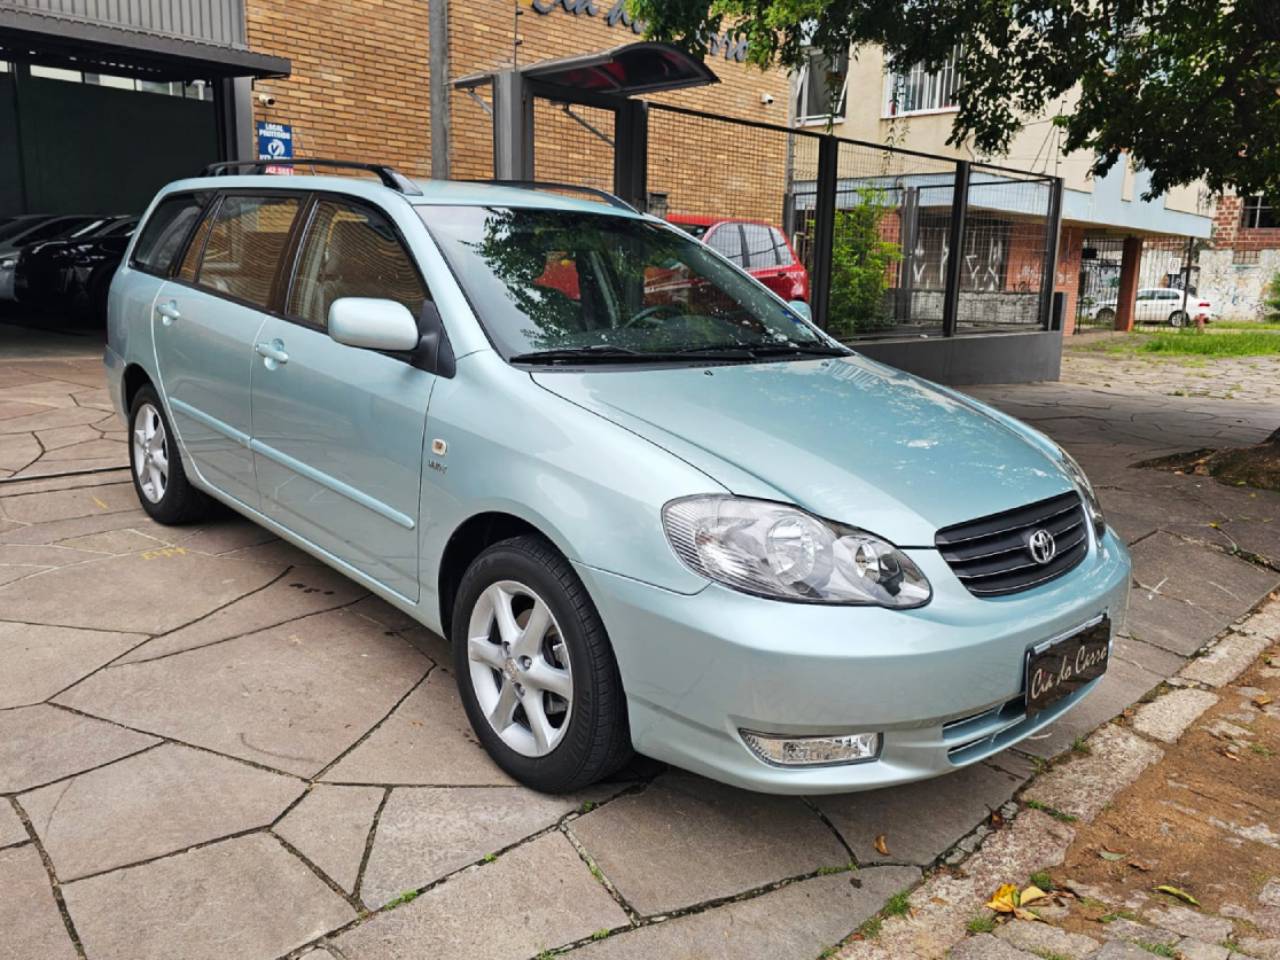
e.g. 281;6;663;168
492;69;533;180
1038;176;1064;331
1181;235;1192;319
612;99;648;211
430;0;450;179
941;160;971;337
809;135;839;331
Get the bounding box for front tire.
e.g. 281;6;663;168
1169;310;1189;327
452;535;632;793
128;386;209;524
1095;307;1116;325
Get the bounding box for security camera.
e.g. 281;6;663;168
761;92;775;105
256;92;277;107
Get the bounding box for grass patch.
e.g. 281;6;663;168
385;889;419;909
966;914;997;934
1140;329;1280;357
1029;870;1054;891
1034;951;1070;960
816;863;854;876
884;890;912;917
1136;942;1177;958
1099;909;1139;923
1210;320;1280;331
1025;799;1079;823
590;929;611;941
858;916;883;939
1071;735;1091;755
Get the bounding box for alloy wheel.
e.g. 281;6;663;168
466;579;573;757
132;402;169;504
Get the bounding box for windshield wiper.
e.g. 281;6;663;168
748;341;852;358
511;344;761;364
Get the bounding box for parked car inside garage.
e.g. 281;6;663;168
0;214;104;301
14;215;138;323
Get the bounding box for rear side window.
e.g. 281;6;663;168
706;224;745;266
132;195;208;275
195;194;300;309
286;198;427;328
741;223;780;268
770;228;795;266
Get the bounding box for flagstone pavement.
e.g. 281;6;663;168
1;348;1277;960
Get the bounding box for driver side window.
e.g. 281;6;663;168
286;199;428;329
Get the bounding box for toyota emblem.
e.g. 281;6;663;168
1027;528;1057;565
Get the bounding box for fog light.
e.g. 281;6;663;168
740;730;881;767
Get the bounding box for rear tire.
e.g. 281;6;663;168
1169;310;1189;327
452;535;632;793
128;385;210;524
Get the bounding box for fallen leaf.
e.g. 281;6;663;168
1155;885;1201;908
1099;851;1127;862
990;810;1005;828
1012;907;1044;922
1221;748;1242;762
986;883;1019;914
1020;885;1049;906
874;834;890;857
1254;694;1274;708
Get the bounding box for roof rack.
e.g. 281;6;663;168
200;159;423;196
477;180;637;212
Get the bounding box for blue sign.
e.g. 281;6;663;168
256;122;293;161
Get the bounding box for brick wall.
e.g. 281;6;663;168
246;0;431;177
448;1;793;223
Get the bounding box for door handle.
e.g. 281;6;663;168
155;301;180;326
254;339;289;367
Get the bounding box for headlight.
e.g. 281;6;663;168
662;496;931;608
0;258;15;271
1060;451;1105;538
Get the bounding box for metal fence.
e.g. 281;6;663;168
470;89;1064;339
1074;234;1201;332
644;103;1062;339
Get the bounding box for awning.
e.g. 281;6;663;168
0;7;290;81
456;41;718;97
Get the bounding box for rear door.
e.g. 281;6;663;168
152;191;302;509
250;195;434;601
741;222;789;298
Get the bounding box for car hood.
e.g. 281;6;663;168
531;354;1075;545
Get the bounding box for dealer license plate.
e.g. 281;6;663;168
1025;617;1111;715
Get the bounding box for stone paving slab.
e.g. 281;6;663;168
1131;688;1220;743
0;800;28;847
573;866;921;960
949;934;1039;959
1023;725;1164;823
0;621;144;708
0;704;159;793
0;843;79;960
994;919;1101;958
116;562;368;664
332;832;629;960
56;609;430;777
1125;532;1280;655
815;761;1027;866
275;784;384;896
568;772;849;916
0;548;284;634
63;834;354;960
323;669;515;786
0;481;137;523
21;742;304;880
1181;607;1280;687
361;785;598;908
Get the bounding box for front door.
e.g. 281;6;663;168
250;197;434;601
152;192;302;509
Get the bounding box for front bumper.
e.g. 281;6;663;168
580;528;1131;794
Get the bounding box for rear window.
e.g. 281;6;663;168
132;194;208;275
194;194;300;309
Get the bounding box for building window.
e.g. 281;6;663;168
883;47;961;117
794;48;849;123
1240;196;1279;229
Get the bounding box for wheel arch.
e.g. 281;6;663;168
436;510;571;640
122;362;154;412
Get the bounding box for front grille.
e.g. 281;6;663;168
936;492;1088;597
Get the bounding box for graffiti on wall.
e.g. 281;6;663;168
1198;250;1280;319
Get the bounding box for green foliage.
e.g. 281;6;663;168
1029;870;1054;891
883;890;912;917
966;914;997;934
826;189;902;337
1264;272;1280;325
385;889;419;909
1136;942;1176;958
858;916;883;939
627;0;1280;199
1025;799;1078;823
1140;330;1280;357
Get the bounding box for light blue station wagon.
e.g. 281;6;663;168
105;161;1131;794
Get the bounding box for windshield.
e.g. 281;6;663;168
420;205;829;361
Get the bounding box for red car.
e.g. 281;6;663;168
667;214;810;303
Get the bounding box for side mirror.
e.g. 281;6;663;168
328;298;420;351
789;299;812;321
